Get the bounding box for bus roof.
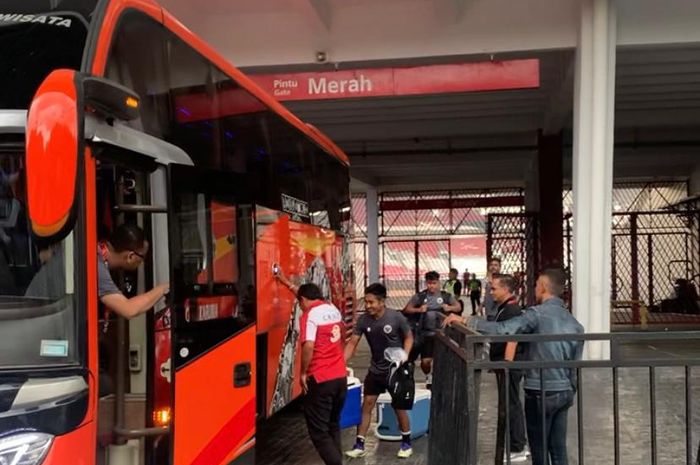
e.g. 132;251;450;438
159;5;350;167
89;0;349;166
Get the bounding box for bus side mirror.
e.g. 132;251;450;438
26;69;80;240
82;76;140;122
26;69;140;240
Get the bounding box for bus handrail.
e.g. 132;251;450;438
114;204;167;213
114;426;169;440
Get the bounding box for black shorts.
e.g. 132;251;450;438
364;371;390;397
364;371;413;410
408;334;435;362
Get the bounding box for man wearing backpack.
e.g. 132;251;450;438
404;271;461;389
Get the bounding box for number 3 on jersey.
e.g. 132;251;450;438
330;324;341;343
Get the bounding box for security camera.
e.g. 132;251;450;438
316;51;328;63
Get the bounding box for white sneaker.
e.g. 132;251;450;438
345;444;367;458
509;449;530;463
397;443;413;458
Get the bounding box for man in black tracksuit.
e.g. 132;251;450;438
490;273;529;462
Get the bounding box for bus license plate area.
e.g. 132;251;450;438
184;295;238;322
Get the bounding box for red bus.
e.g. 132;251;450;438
0;1;354;464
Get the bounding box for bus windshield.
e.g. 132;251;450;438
0;148;80;369
0;0;97;109
0;0;95;369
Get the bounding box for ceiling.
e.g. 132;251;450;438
281;45;700;190
158;0;700;191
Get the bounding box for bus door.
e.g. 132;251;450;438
167;164;255;465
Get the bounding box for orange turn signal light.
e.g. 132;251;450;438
125;96;139;109
153;407;171;427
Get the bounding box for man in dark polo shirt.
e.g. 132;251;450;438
490;273;529;462
345;283;414;459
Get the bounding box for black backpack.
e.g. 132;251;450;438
388;361;415;410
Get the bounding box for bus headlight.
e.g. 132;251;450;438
0;432;53;465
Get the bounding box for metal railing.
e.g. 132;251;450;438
429;324;700;465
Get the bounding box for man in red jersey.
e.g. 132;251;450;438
277;274;347;465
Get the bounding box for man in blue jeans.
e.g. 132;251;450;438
445;268;583;465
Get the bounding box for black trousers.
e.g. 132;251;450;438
303;377;348;465
470;291;481;314
495;370;528;454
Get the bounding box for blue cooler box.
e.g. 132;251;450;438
375;389;431;440
340;376;362;429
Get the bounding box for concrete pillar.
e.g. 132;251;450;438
524;160;540;214
690;164;700;196
366;186;380;284
538;131;564;270
572;0;617;357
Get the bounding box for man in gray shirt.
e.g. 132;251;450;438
404;271;461;389
345;283;414;459
482;257;502;321
98;224;168;319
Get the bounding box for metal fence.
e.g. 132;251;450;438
381;239;450;310
611;211;700;325
429;325;483;465
379;238;486;310
350;194;369;309
430;326;700;465
562;182;689;215
485;213;539;306
486;209;699;325
350;183;698;325
380;189;523;237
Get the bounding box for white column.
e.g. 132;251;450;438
572;0;617;358
366;186;380;283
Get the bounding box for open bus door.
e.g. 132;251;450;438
165;164;255;465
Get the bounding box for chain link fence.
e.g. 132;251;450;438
378;238;488;310
349;193;368;310
380;189;523;237
563;181;689;215
564;182;698;325
485;213;539;306
611;210;700;324
351;183;699;325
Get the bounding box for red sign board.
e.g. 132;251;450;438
249;59;539;101
380;195;524;212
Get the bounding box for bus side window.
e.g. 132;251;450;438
209;200;238;284
173;192;252;327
